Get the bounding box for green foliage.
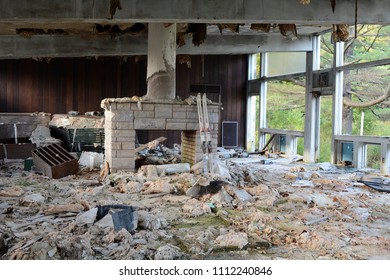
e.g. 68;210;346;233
320;25;390;68
346;25;390;63
319;97;334;162
267;80;305;130
366;145;381;169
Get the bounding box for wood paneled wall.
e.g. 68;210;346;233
0;55;248;147
0;57;147;113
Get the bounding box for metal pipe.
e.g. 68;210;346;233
13;124;18;144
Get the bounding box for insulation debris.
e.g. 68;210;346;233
1;154;389;260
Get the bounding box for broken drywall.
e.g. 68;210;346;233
0;155;389;260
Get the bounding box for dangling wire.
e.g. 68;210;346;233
355;0;358;38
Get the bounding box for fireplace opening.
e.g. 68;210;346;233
136;130;181;149
134;129;197;169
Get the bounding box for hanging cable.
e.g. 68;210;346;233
355;0;358;38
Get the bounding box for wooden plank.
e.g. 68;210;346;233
260;134;275;152
0;62;7;112
135;136;167;153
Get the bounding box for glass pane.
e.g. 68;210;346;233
266;79;305;130
267;52;306;77
320;32;334;69
344;65;390;136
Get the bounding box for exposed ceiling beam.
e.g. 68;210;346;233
0;34;312;59
0;0;389;25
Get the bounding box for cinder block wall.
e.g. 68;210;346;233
102;99;219;172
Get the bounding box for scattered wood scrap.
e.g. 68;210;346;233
135;137;167;153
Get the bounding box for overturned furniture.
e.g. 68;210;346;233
32;144;79;179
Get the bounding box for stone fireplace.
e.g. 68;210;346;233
100;23;220;172
101;98;219;172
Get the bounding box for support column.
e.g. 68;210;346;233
381;141;390;174
258;53;268;150
331;42;345;164
353;141;367;169
145;23;176;100
246;54;258;152
285;135;298;157
303;36;321;163
246;96;257;152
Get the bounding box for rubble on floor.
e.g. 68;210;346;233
136;143;181;166
0;155;389;260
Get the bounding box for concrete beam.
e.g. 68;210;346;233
145;23;176;100
0;0;389;24
0;34;312;59
179;34;312;54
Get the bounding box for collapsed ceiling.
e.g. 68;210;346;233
0;0;388;58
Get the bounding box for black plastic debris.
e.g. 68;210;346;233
200;180;225;196
186;180;225;198
357;180;390;193
96;205;138;231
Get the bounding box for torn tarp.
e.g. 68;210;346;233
358;180;390;193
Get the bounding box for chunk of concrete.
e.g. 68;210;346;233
76;207;98;226
154;245;182;260
225;185;255;203
142;180;176;194
292;180;314;188
211;187;234;207
146;165;159;179
319;162;337;171
185;185;202;197
284;172;298;180
182;199;212;217
94;213;114;229
212;158;232;179
190;161;203;175
138;210;168;230
120;181;143;193
215;231;249;249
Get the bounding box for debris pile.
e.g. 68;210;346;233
136;143;182;167
1;156;389;260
